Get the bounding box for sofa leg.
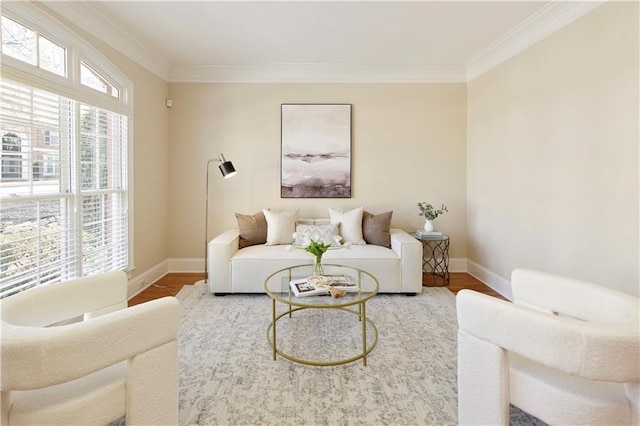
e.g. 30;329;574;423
404;293;417;297
214;293;228;297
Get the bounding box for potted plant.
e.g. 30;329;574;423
417;202;448;232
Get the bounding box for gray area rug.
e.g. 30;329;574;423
175;283;545;426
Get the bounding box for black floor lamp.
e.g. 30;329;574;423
205;153;237;283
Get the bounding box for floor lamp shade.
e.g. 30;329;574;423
219;161;236;178
205;153;236;283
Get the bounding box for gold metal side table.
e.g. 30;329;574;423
413;233;450;286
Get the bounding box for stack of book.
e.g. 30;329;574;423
415;230;443;239
289;275;357;297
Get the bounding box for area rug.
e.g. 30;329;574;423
176;283;544;426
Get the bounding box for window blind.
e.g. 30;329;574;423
0;78;128;298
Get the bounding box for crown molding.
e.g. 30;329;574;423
168;63;466;83
41;1;170;81
466;0;607;81
40;0;606;84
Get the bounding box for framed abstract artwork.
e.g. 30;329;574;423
281;104;352;198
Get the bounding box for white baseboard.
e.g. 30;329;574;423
167;258;204;273
127;260;169;299
466;260;513;300
134;257;511;299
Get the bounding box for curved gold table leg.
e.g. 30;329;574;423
362;302;367;366
266;305;378;367
271;298;276;361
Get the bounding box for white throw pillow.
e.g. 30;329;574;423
263;209;299;245
294;223;339;246
329;207;366;245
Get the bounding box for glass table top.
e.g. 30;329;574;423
264;263;379;307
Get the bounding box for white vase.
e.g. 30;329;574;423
424;219;434;232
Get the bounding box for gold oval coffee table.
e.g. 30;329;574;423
264;263;379;366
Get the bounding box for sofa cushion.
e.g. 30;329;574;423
209;226;423;294
230;243;402;293
329;207;366;245
324;244;397;260
235;211;267;248
263;209;298;245
233;244;311;261
363;210;393;248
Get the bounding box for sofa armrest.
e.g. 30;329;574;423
390;228;422;293
208;229;239;293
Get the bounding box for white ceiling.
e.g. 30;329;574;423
43;1;604;82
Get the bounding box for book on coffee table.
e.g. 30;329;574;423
289;275;357;297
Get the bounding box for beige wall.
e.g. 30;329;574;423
127;69;170;279
42;2;638;295
167;83;467;260
55;10;171;282
467;2;639;295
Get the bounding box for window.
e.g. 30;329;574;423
39;35;66;77
44;130;60;146
81;62;119;98
1;133;21;179
1;16;36;66
0;4;131;298
1;15;66;77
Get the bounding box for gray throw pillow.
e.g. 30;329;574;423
362;210;393;248
294;223;339;246
235;211;267;248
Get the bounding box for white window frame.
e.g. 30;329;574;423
0;2;135;288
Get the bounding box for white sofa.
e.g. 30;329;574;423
208;226;423;295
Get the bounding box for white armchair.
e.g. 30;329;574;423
1;271;180;425
457;269;639;425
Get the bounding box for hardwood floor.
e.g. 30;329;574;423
445;272;506;299
128;271;505;306
128;273;203;306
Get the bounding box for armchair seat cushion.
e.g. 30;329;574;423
8;362;126;425
509;353;631;425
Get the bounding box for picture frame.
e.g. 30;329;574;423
281;104;352;198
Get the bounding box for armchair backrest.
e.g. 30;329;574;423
457;289;639;382
1;271;179;391
1;271;128;327
512;269;639;322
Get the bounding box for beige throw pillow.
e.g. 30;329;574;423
329;206;366;245
363;210;393;248
263;209;299;245
235;211;267;248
